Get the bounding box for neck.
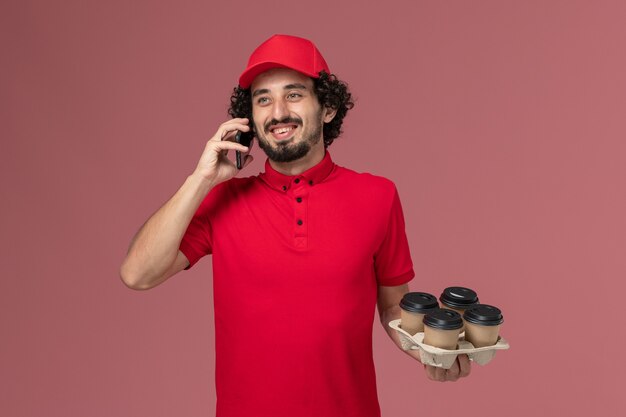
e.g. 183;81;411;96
268;142;326;176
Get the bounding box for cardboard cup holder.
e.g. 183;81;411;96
388;319;510;369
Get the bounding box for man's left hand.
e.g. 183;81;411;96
423;354;471;382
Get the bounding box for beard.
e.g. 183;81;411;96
255;114;323;163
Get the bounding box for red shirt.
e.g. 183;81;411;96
180;152;414;417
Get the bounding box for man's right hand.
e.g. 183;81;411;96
192;118;254;187
120;118;254;290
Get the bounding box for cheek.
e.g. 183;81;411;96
296;104;323;123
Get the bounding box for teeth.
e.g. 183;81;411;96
274;127;294;134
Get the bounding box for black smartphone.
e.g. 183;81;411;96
235;130;254;169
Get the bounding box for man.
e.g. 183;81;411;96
120;34;470;417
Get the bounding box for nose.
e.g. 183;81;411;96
271;98;289;120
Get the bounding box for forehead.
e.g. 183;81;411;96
250;68;314;93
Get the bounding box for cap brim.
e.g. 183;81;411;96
238;61;319;89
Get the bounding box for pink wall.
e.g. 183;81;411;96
2;1;624;416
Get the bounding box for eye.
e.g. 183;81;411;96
287;92;302;100
256;96;270;105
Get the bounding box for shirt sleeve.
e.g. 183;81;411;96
179;192;215;270
374;186;415;286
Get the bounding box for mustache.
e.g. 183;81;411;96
264;117;303;133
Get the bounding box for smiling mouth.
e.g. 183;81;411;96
269;124;298;140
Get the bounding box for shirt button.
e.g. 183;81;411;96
282;185;287;191
295;178;300;184
297;219;303;226
296;197;302;203
309;180;313;186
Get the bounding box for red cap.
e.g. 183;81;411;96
238;34;330;88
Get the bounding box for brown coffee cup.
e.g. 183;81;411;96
399;292;439;335
439;287;480;330
423;309;463;350
463;304;504;347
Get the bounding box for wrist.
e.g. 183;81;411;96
187;171;215;194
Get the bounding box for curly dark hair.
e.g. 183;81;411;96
228;71;354;147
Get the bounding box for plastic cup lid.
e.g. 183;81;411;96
463;304;504;326
400;292;439;313
439;286;480;308
423;308;463;330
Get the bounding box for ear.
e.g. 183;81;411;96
323;106;337;123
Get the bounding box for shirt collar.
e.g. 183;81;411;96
259;151;336;192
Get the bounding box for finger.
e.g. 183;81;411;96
434;366;447;382
445;360;460;381
227;117;250;124
424;365;437;381
208;139;249;154
457;354;472;378
425;365;446;382
216;119;251;141
423;364;430;376
220;117;250;130
221;129;241;142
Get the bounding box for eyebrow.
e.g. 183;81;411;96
252;83;308;97
252;88;270;98
284;83;307;90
